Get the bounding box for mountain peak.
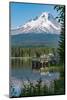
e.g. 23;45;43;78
40;12;54;20
11;12;61;35
40;12;48;18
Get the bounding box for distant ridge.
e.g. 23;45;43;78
11;33;60;48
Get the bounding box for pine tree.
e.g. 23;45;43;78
54;5;65;64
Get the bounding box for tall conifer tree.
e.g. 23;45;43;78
54;5;65;64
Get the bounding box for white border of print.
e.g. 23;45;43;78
0;0;67;100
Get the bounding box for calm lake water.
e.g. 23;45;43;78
10;58;62;97
10;58;60;81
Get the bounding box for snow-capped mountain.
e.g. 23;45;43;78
11;12;61;35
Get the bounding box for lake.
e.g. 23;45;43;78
10;58;60;81
9;58;64;97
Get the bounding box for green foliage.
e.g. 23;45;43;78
19;78;65;97
54;5;65;24
54;79;65;94
20;78;49;97
54;5;65;64
11;47;56;57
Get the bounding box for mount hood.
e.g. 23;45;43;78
11;12;61;35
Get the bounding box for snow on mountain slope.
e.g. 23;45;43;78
11;12;61;35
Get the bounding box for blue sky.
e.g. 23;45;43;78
10;2;58;29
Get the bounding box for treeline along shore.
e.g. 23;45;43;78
11;46;57;58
